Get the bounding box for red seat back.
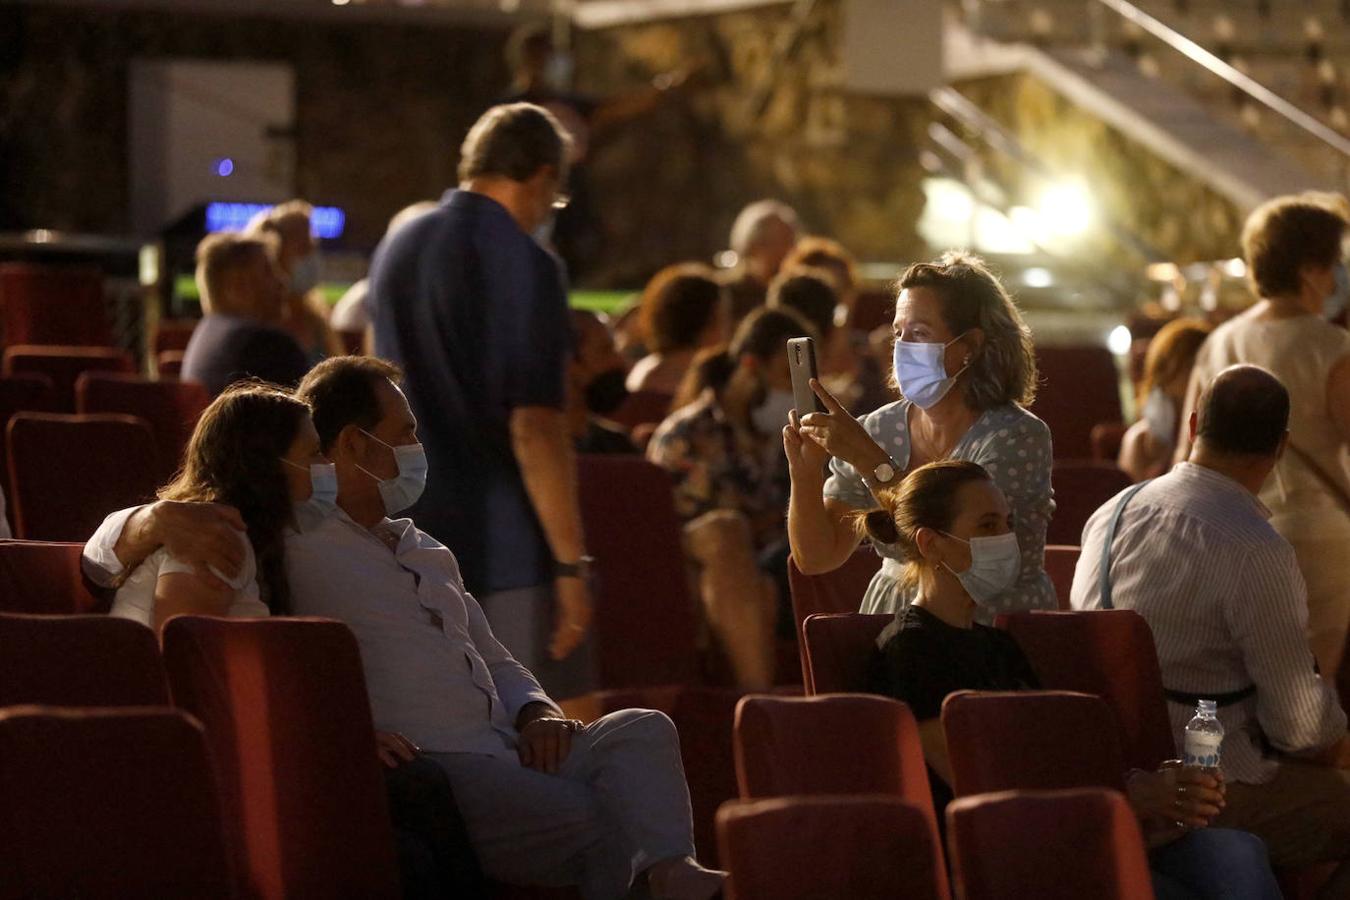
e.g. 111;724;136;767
3;344;134;412
788;552;881;683
6;413;159;541
801;613;891;694
0;613;167;706
0;373;57;524
1043;545;1080;609
0;540;108;614
1031;346;1123;460
0;263;112;348
153;319;198;355
717;796;941;900
733;693;949;898
946;788;1154;900
0;706;233;900
77;372;210;482
1048;461;1132;546
161;616;400;900
610;389;674;430
1092;421;1128;463
158;350;187;379
576;455;700;688
997;609;1175;771
941;690;1126;797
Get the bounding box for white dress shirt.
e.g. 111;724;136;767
1071;462;1347;784
284;505;558;757
83;507;267;626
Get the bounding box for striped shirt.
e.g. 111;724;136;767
1070;462;1346;784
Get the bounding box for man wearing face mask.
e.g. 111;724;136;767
367;103;596;700
246;199;343;366
647;308;813;688
568;309;637;455
1175;193;1350;681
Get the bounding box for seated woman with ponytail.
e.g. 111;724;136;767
648;307;815;689
867;459;1281;900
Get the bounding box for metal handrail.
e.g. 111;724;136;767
1089;0;1350;160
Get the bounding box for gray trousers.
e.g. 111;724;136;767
480;582;598;701
426;709;696;900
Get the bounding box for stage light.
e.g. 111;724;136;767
1108;324;1133;356
1036;180;1093;238
1022;267;1053;288
214;158;234;177
1222;258;1247;278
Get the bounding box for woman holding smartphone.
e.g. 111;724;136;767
784;251;1056;628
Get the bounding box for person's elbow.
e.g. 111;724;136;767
510;406;564;447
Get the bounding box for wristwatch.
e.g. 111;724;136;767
554;555;596;580
872;460;899;485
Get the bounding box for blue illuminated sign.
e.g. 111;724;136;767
204;202;346;240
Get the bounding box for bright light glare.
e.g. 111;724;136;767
930;179;975;223
1222;257;1247;278
1036;180;1094;238
332;0;351;6
1022;267;1053;288
974;207;1035;255
1108;325;1133;356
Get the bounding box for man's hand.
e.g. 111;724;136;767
517;715;583;774
137;500;247;589
1126;763;1225;829
374;731;419;769
548;575;593;661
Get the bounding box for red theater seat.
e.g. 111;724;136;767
996;610;1176;772
801;613;890;694
941;690;1126;798
788;551;882;683
6;412;158;541
0;540;107;614
77;372;210;482
0;613;166;707
946;788;1153;900
153;318;198;355
0;372;56;523
1031;345;1123;461
1048;461;1132;546
717;796;941;900
161;616;400;900
1043;545;1080;608
0;706;233;900
158;350;186;379
576;455;700;688
0;263;112;348
3;344;134;412
733;694;948;898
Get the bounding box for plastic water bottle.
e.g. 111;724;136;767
1183;699;1224;771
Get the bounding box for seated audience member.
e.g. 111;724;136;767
781;236;860;311
332;201;440;336
83;381;316;630
766;266;860;399
182;233;310;396
626;264;727;397
1119;318;1212;482
1073;365;1350;886
248;199;343;364
870;459;1281;900
569;309;637;454
648;307;813;688
785;251;1056;630
84;356;725;900
722;200;801;322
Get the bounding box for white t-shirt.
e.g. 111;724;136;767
109;530;267;627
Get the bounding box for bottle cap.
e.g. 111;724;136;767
1198;699;1217;716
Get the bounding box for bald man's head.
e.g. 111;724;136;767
1196;365;1289;458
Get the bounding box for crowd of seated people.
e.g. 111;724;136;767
7;94;1350;900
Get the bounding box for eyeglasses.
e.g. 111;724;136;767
552;192;571;211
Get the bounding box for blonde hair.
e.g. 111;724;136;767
194;232;273;315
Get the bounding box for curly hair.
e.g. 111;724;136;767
896;251;1038;410
158;380;311;614
638;263;725;354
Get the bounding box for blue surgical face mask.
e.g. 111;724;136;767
283;458;338;516
894;334;971;410
939;530;1021;605
1325;262;1349;321
357;429;428;516
1141;387;1178;449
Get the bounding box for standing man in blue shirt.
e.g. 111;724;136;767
367;103;594;697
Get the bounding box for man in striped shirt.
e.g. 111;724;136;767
1073;365;1350;885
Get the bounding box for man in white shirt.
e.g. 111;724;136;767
1072;364;1350;887
83;356;723;900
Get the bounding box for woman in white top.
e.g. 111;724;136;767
1180;193;1350;679
111;380;331;632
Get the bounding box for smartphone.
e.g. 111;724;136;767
787;337;825;416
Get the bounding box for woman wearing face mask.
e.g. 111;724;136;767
648;307;815;688
248;199;344;366
1119;318;1213;482
866;460;1283;900
785;250;1055;622
104;381;331;632
1177;193;1350;680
